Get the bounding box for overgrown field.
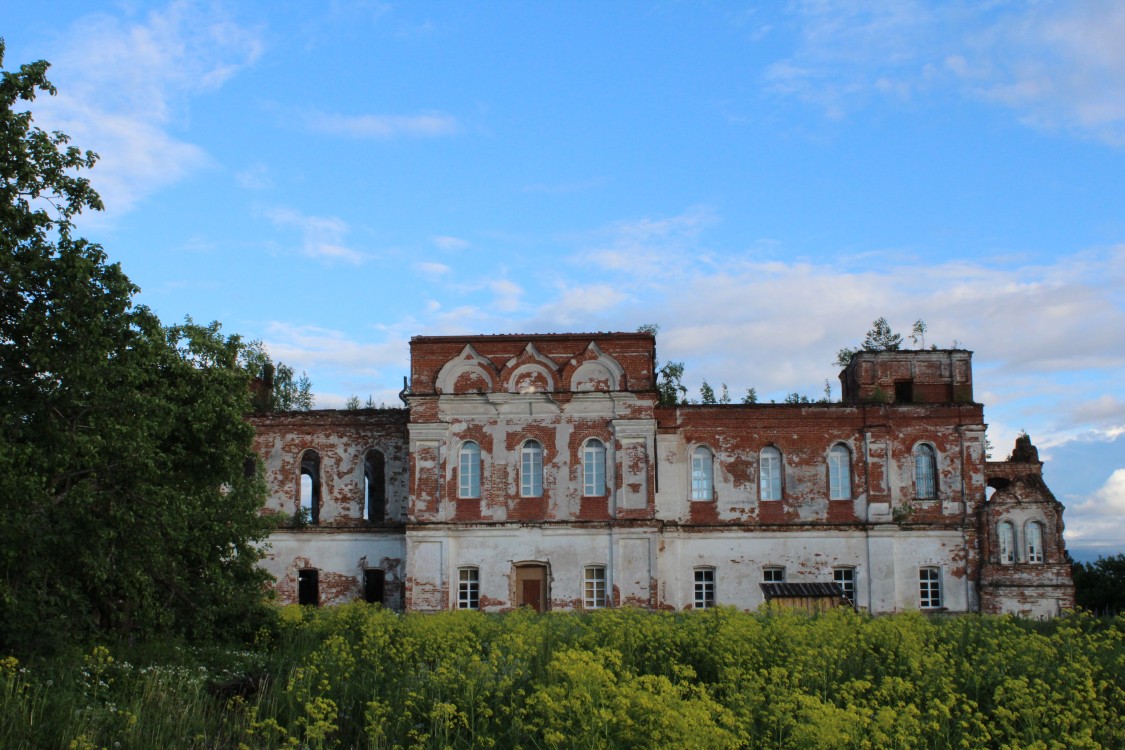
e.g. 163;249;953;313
3;606;1123;749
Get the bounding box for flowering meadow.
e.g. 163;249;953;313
3;605;1123;749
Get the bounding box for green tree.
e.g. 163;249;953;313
0;43;273;652
742;387;758;404
657;361;687;405
345;395;360;410
1071;554;1125;615
700;380;717;404
863;317;903;351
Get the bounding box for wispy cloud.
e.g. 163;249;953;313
264;207;364;264
235;163;273;190
304;110;459;138
28;0;262;215
433;236;470;251
766;1;1125;145
574;205;718;277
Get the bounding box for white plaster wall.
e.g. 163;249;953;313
262;531;406;604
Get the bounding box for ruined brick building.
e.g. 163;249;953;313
250;332;1074;617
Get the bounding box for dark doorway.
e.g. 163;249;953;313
363;569;385;605
514;563;548;612
298;569;319;606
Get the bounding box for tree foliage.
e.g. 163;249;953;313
0;43;273;653
657;361;687;405
836;317;911;367
1072;554;1125;615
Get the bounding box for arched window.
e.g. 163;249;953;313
914;444;937;500
583;439;606;497
828;444;851;500
364;450;385;523
521;440;543;497
459;441;481;499
1026;521;1044;563
299;450;320;524
760;447;782;500
998;521;1015;564
691;446;714;501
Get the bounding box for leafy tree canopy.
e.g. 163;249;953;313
1071;553;1125;615
836;317;912;367
0;42;273;653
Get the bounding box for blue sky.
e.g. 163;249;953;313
5;1;1124;558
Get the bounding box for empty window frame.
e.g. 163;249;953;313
762;566;786;583
914;444;937;500
833;567;856;602
1026;521;1044;563
459;441;481;499
583;439;607;497
691;446;714;501
694;568;716;609
298;568;319;607
828;444;852;500
364;450;386;523
520;440;543;498
998;521;1016;564
919;567;942;610
760;447;782;500
299;451;321;524
584;565;607;609
363;569;385;605
457;567;480;610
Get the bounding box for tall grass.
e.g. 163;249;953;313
2;607;1122;749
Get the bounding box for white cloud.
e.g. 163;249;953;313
28;1;262;215
304;110;458;138
767;1;1125;145
415;262;452;279
235;164;273;190
433;236;470;251
1066;468;1125;545
575;205;718;277
489;280;525;313
264;207;364;264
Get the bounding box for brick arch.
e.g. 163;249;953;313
499;343;560;394
435;344;499;394
561;341;626;392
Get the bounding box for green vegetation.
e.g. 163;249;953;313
1;41;274;654
1072;554;1125;615
3;607;1123;749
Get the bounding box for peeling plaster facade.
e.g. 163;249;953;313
250;333;1074;616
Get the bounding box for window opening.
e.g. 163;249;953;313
584;565;607;609
298;569;319;607
583;440;606;497
363;569;385;604
998;521;1015;564
914;445;937;500
762;566;785;583
459;441;481;499
833;567;855;602
760;447;782;500
364;450;385;523
694;568;715;609
691;446;714;501
521;441;543;497
828;444;851;500
895;380;914;403
1026;521;1044;563
300;451;321;524
457;567;479;610
919;567;942;610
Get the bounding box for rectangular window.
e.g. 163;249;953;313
691;447;714;501
762;566;785;583
694;568;715;609
760;448;781;500
833;567;855;602
584;565;607;609
919;567;942;610
458;567;480;610
298;569;319;607
828;446;851;500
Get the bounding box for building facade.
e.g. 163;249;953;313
251;332;1074;617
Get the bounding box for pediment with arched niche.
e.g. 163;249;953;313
561;342;625;392
500;343;560;394
435;345;499;394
